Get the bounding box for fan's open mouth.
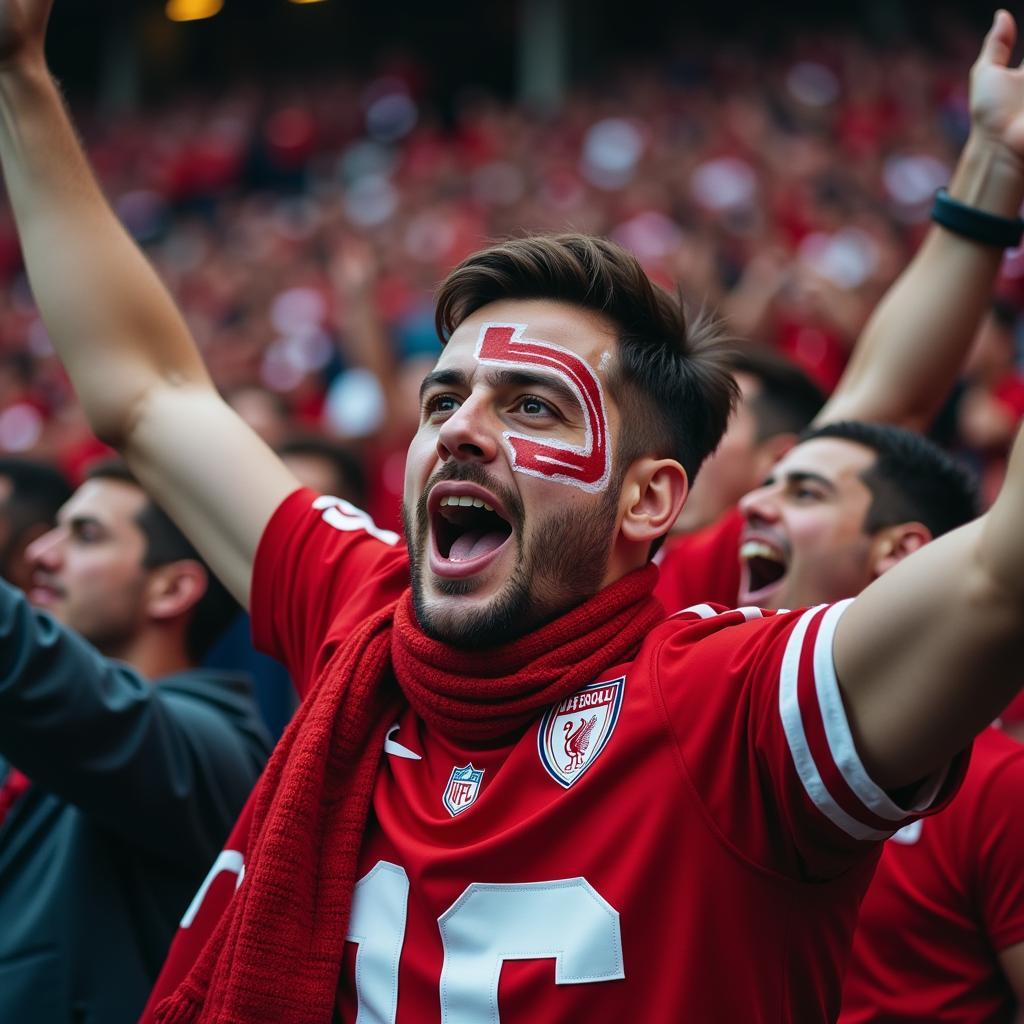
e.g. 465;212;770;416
739;539;788;601
429;485;514;578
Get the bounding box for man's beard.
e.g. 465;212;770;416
403;464;620;650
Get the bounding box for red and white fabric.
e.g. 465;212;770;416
143;489;966;1024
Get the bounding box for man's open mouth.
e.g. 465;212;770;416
739;538;788;602
429;485;514;578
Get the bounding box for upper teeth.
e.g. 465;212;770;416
740;541;784;563
439;495;495;511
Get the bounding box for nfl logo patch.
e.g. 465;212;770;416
537;677;625;789
443;763;485;817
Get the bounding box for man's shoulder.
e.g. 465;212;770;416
252;488;409;687
152;669;272;751
155;668;254;702
649;601;789;648
640;602;799;697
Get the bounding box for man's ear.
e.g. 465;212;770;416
870;523;933;578
620;458;689;546
144;560;208;623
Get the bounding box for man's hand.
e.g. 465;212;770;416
0;0;52;71
0;0;301;607
971;11;1024;168
815;11;1024;431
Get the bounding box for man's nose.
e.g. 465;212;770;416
436;396;500;465
25;527;63;570
739;484;781;526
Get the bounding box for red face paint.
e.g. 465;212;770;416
475;322;611;492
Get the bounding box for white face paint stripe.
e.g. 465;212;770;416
474;322;612;493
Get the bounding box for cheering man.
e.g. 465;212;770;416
4;4;1024;1022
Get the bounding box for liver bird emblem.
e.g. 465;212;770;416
563;715;598;773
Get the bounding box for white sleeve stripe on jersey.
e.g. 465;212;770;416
671;603;764;621
671;603;719;619
813;600;915;821
778;605;891;842
733;606;765;621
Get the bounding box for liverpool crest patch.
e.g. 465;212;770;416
443;763;485;817
537;677;625;789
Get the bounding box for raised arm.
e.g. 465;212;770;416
0;1;299;605
818;11;1024;431
833;422;1024;790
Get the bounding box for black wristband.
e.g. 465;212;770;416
931;188;1024;248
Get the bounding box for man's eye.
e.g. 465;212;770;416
794;487;822;501
425;394;460;416
518;396;553;416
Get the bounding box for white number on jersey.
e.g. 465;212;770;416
313;495;400;546
346;863;624;1022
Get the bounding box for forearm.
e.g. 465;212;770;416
0;58;212;443
819;132;1024;430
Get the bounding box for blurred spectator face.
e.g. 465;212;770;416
0;484;46;593
282;449;364;503
737;437;880;610
0;461;71;593
227;387;290;449
281;451;346;497
24;478;151;656
675;372;791;533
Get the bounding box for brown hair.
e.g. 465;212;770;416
727;346;825;442
435;234;738;483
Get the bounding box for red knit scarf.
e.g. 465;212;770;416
157;564;663;1024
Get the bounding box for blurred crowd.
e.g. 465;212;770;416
0;24;1021;528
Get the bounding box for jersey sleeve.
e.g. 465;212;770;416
251;488;409;695
974;746;1024;952
655;601;968;880
653;506;743;612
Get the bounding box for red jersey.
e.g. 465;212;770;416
841;727;1024;1023
144;490;964;1023
654;506;743;611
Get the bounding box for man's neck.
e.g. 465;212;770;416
103;632;195;681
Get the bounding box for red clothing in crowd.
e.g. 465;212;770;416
654;506;743;611
841;727;1024;1023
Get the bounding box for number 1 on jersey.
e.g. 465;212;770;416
346;862;624;1022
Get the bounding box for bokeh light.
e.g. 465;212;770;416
165;0;223;21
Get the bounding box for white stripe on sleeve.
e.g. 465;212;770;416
778;604;891;842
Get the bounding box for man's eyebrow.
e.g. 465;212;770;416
419;368;469;401
485;368;580;410
784;470;837;494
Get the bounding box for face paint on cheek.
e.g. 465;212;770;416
475;322;612;493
